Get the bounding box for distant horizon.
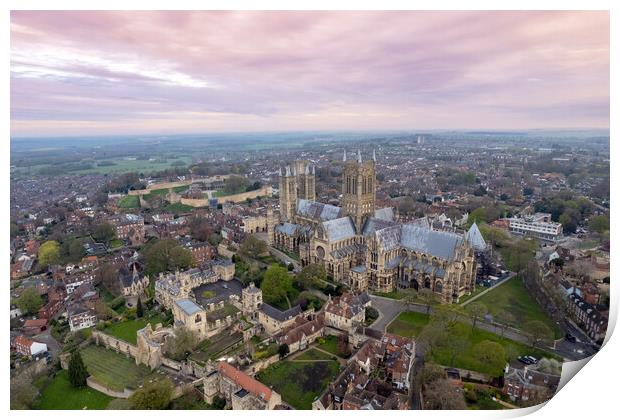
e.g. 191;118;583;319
9;127;611;141
11;11;610;137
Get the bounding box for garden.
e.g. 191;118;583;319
257;359;341;409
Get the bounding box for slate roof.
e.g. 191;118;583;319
399;224;464;260
362;217;398;236
275;222;299;235
322;217;357;242
175;298;203;316
259;303;302;322
374;225;401;251
465;222;487;251
193;279;244;307
296;199;342;221
374;207;395;221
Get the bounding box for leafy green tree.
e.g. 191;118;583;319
239;235;267;259
61;237;86;263
589;215;609;234
144;239;193;276
278;343;290;359
466;302;487;330
418;288;437;314
68;350;89;388
38;240;61;267
524;320;553;347
163;326;198;361
467;207;487;225
473;340;506;377
296;263;327;289
92;222;116;244
261;264;293;308
559;208;581;233
130;378;173;409
136;297;144;318
16;287;43;315
10;223;19;237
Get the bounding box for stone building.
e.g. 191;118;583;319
203;361;282;409
272;151;477;303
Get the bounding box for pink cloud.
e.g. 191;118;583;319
10;11;609;137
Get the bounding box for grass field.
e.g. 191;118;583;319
117;195;140;209
104;314;165;344
81;345;161;391
387;311;558;376
164;202;196;213
459;284;489;304
35;370;113;410
257;360;340;409
295;348;334;361
316;335;349;358
386;311;430;337
474;277;562;338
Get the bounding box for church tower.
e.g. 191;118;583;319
294;160;316;201
341;150;376;231
279;166;298;221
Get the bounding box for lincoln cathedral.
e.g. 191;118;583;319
269;151;479;303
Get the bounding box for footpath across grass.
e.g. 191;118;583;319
35;370;113;410
474;277;562;338
387;311;558;376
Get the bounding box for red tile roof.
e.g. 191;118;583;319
218;361;273;401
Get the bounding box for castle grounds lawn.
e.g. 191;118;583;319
117;195;139;209
191;331;243;363
474;277;563;338
35;370;113;410
164;202;196;213
104;314;165;345
257;360;340;409
81;345;163;391
387;311;558;376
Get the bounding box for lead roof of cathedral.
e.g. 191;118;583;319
373;223;465;260
321;216;357;242
297;199;342;221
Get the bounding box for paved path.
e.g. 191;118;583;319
268;246;301;271
460;272;516;307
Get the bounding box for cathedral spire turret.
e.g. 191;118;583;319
357;149;362;163
373;149;376;162
343;149;347;162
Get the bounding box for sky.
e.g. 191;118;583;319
10;11;610;137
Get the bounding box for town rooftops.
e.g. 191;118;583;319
218;361;273;401
175;298;203;316
260;303;303;322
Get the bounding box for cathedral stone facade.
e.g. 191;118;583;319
272;151;477;303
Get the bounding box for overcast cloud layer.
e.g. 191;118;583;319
10;11;609;137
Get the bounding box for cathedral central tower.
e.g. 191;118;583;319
341;150;376;231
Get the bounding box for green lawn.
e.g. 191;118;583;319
459;284;489;304
386;311;430;338
295;348;334;361
191;331;243;363
35;370;113;410
164;202;196;213
104;314;164;345
257;360;340;409
110;239;124;249
474;277;562;338
387;311;558;376
81;345;161;391
316;335;349;358
117;195;140;209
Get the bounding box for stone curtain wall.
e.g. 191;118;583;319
243;353;280;376
87;377;134;399
181;185;273;207
92;330;138;357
